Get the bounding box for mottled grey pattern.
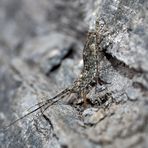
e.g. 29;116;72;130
0;0;148;148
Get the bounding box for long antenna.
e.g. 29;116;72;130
3;88;71;129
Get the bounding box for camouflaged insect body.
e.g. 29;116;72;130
51;29;101;99
7;19;106;127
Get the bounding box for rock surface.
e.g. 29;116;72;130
0;0;148;148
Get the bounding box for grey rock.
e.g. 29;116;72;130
0;0;148;148
22;32;82;74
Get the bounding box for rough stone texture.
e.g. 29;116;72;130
0;0;148;148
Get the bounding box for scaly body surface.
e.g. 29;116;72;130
7;19;106;127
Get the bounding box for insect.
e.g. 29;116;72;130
6;18;107;128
